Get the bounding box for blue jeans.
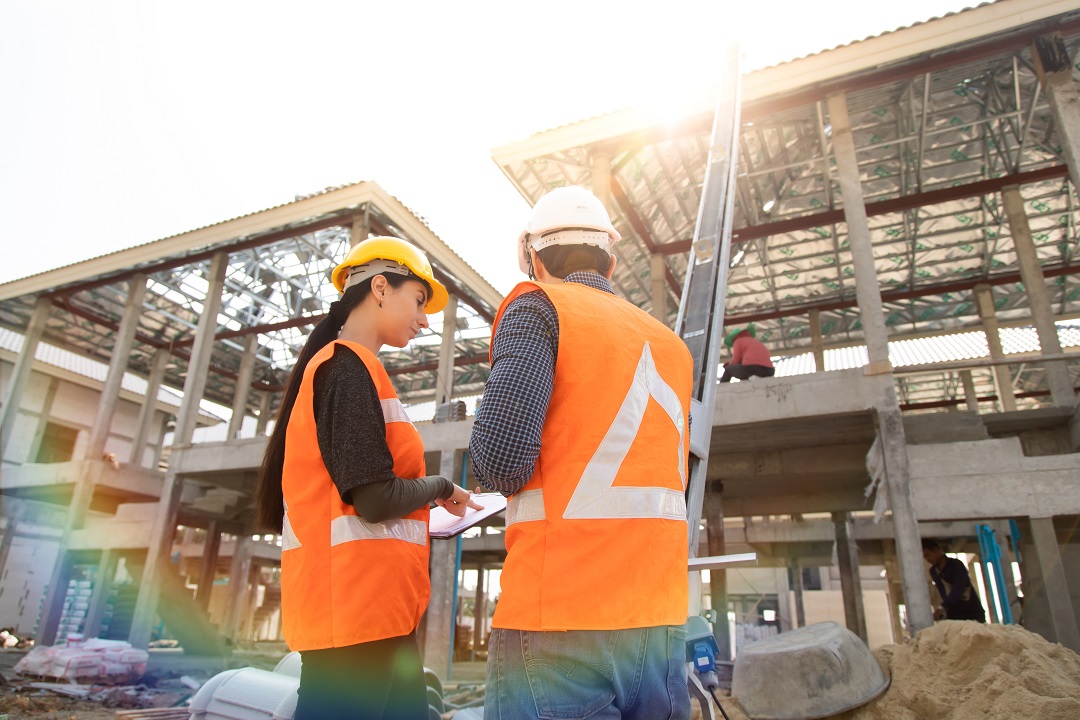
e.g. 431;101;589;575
485;626;691;720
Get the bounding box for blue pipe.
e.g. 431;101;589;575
976;524;1013;624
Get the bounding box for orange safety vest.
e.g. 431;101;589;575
490;281;692;631
280;340;429;650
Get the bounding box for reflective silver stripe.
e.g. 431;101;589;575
564;342;688;521
506;489;546;526
281;501;302;551
330;515;428;547
381;397;411;424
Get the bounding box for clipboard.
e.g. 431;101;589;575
429;492;507;539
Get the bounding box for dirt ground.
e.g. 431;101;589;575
4;624;1079;719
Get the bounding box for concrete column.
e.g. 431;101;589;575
174;251;229;446
435;296;458;407
0;504;26;585
84;275;148;460
256;392;273;436
1029;517;1080;652
129;251;229;648
1002;186;1075;407
590;149;613;215
775;565;792;632
1035;33;1080;197
705;491;731;661
351;210;370;248
38;460;106;644
27;378;60;463
875;405;934;631
129;350;170;465
423;449;458;677
832;512;868;643
883;547;906;643
791;561;806;629
222;535;254;641
828;91;932;632
650;255;668;322
973;284;1018;411
826;92;891;371
227;335;258;440
809;309;826;372
960;371;980;413
83;549;119;639
196;522;222;611
472;564;486;660
1;296;52;459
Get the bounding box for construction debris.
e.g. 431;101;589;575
711;622;1080;720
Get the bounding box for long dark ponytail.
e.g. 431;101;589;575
253;272;428;532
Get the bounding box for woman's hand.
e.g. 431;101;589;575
435;484;484;517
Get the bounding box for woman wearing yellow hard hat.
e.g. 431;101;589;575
255;236;479;719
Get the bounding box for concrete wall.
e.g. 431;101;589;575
1;358;169;469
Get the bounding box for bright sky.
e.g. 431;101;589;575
1;0;978;296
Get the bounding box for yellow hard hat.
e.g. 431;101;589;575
331;236;448;313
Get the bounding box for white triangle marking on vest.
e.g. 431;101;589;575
562;342;687;521
281;501;302;551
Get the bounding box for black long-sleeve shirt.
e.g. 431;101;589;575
313;344;453;522
930;557;986;622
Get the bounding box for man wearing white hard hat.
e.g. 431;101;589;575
471;186;693;719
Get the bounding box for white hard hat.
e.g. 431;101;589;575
517;186;621;274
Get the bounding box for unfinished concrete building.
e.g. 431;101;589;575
490;0;1080;658
0;181;501;663
1;0;1079;682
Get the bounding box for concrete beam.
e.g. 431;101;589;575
1;297;52;459
1035;33;1080;199
908;438;1080;519
713;369;879;426
650;255;667;323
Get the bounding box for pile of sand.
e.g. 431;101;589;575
840;621;1080;720
710;621;1080;720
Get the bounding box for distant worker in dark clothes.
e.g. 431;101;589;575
922;538;986;622
255;237;480;720
720;324;775;382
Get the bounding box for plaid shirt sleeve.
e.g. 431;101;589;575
469;290;558;494
470;273;615;495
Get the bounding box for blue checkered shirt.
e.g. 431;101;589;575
470;272;614;495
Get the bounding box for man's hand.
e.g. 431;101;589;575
435;484;484;517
